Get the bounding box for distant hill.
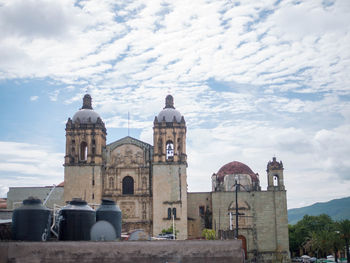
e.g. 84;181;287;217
288;196;350;225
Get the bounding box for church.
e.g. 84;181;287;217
64;94;290;262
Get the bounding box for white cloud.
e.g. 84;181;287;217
0;185;9;198
0;141;64;191
0;0;348;95
30;95;38;101
185;121;350;208
0;0;350;209
49;89;60;101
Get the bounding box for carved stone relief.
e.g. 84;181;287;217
120;201;136;219
110;145;145;167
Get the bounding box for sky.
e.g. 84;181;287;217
0;0;349;209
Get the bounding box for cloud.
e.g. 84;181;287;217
0;185;9;198
0;0;100;39
0;141;64;192
30;95;38;101
0;0;348;95
184;121;350;208
0;0;349;209
49;89;60;102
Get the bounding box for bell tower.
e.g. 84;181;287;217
152;95;188;239
64;94;106;204
267;157;285;191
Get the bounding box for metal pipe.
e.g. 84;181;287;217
43;184;56;206
172;213;175;240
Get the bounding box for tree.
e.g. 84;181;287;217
310;230;343;260
289;214;335;257
289;224;304;256
338;219;350;263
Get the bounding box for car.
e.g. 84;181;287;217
157;233;175;240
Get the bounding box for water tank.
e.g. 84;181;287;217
12;197;51;241
58;198;96;241
96;199;122;239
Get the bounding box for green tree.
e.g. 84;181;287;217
337;219;350;263
310;230;343;260
289;224;305;256
288;214;335;257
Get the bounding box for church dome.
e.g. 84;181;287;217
217;161;258;182
157;95;184;123
72;94;101;124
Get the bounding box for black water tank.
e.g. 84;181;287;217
96;199;122;239
58;198;96;241
12;197;51;241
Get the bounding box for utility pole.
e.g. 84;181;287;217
235;179;239;239
231;179;248;239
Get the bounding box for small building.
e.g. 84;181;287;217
6;183;64;210
188;159;289;262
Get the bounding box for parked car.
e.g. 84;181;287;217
292;257;303;262
156;233;175;240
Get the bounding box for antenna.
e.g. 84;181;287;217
128;111;130;137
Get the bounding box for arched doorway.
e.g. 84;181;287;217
238;235;247;259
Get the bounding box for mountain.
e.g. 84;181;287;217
288;196;350;225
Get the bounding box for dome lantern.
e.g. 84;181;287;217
82;94;93;110
72;94;102;124
157;94;184;123
165;95;175;109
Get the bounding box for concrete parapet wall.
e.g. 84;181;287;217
0;240;243;263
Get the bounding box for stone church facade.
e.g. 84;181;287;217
63;94;290;262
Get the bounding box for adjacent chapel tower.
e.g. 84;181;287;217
152;95;188;239
267;157;285;191
64;94;106;204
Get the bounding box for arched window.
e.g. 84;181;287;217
122;176;134;195
166;140;174;160
167;208;172;219
80;142;88;161
109;177;114;189
273;175;279;186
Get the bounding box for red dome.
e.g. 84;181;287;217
216;161;258;182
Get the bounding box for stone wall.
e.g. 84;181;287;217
64;165;102;204
0;240;243;263
152;164;188;239
187;192;212;239
7;186;64;209
211;190;290;262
